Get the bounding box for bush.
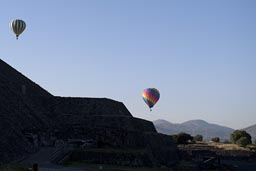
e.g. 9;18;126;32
176;132;193;144
193;134;203;142
236;137;251;147
230;130;252;144
211;137;220;142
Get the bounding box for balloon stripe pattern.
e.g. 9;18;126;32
142;88;160;109
10;19;26;39
143;91;158;105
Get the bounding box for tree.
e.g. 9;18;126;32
193;134;203;142
176;132;193;144
236;137;251;147
211;137;220;142
230;130;252;145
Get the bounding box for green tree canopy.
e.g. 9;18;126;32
230;130;252;147
236;137;251;147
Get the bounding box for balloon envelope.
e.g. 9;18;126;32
142;88;160;109
10;19;26;39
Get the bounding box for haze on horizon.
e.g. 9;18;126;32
0;0;256;129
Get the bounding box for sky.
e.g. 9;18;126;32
0;0;256;129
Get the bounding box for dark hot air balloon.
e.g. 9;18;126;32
10;19;26;40
142;88;160;111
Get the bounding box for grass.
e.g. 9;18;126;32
246;144;256;151
189;141;251;151
182;141;256;154
207;142;250;151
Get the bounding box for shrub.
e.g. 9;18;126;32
211;137;220;142
176;132;193;144
230;130;252;144
236;137;251;147
193;134;203;142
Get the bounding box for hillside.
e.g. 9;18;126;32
153;119;234;141
244;124;256;141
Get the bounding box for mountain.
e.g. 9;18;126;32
243;124;256;141
153;119;234;141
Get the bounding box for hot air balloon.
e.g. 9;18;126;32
10;19;26;40
142;88;160;111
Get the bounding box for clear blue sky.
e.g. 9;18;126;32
1;0;256;129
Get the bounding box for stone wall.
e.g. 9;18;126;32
65;132;178;167
51;97;132;117
56;116;156;133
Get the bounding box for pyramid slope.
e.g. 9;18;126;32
0;59;177;166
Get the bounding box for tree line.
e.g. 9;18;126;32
171;130;256;148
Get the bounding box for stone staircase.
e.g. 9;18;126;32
50;144;72;164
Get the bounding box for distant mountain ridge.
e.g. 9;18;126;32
153;119;234;141
243;124;256;141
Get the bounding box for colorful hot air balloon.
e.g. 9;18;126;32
142;88;160;111
10;19;26;40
